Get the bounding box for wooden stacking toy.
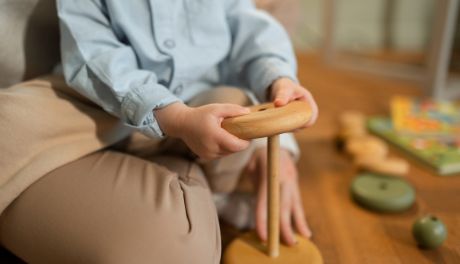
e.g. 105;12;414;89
338;111;415;214
222;101;323;264
338;111;410;176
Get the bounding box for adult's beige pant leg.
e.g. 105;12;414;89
0;75;129;213
0;151;221;264
0;76;220;263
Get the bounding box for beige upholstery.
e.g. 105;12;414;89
0;2;60;262
0;0;60;88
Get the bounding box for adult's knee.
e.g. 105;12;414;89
0;152;221;264
95;155;221;264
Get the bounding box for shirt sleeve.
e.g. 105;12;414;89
223;0;298;102
57;0;180;138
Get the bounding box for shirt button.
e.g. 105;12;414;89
174;85;183;95
164;39;176;49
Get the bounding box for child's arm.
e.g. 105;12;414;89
57;0;189;140
223;0;318;125
58;1;251;160
223;1;295;100
155;102;250;160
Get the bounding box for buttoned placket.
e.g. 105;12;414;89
150;1;174;52
174;84;183;95
149;0;176;90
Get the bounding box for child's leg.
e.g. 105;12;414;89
0;151;220;264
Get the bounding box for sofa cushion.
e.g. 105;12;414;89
0;0;60;88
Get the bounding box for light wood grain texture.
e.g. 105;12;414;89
267;135;280;257
221;101;312;140
223;232;323;264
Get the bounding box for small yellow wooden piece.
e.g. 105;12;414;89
345;135;388;158
354;156;410;176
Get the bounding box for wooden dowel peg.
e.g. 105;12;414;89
222;101;323;264
267;135;280;258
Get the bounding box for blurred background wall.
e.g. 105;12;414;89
256;0;459;53
296;0;434;52
256;0;459;71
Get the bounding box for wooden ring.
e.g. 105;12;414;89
222;101;312;139
351;173;415;213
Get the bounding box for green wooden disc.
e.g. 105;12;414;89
351;173;415;212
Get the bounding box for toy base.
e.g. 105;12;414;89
223;232;323;264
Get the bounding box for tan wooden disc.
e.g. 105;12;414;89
355;156;410;176
222;101;312;140
345;135;388;158
223;232;323;264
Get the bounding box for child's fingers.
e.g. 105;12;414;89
214;104;250;152
280;183;296;246
255;161;268;242
215;104;250;118
216;129;250;153
195;144;221;161
245;153;257;174
293;204;312;239
292;185;312;238
303;90;319;127
293;90;318;129
273;87;294;107
291;91;307;102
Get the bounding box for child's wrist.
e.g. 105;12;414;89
155;102;191;138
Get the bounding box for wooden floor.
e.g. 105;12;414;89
285;53;460;263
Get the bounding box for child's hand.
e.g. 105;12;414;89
156;102;250;160
246;147;312;246
270;78;319;128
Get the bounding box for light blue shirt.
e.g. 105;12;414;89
57;0;298;138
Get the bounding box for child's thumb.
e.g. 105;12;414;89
217;104;250;118
274;89;293;107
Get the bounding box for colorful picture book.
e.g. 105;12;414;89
368;96;460;175
390;96;460;137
